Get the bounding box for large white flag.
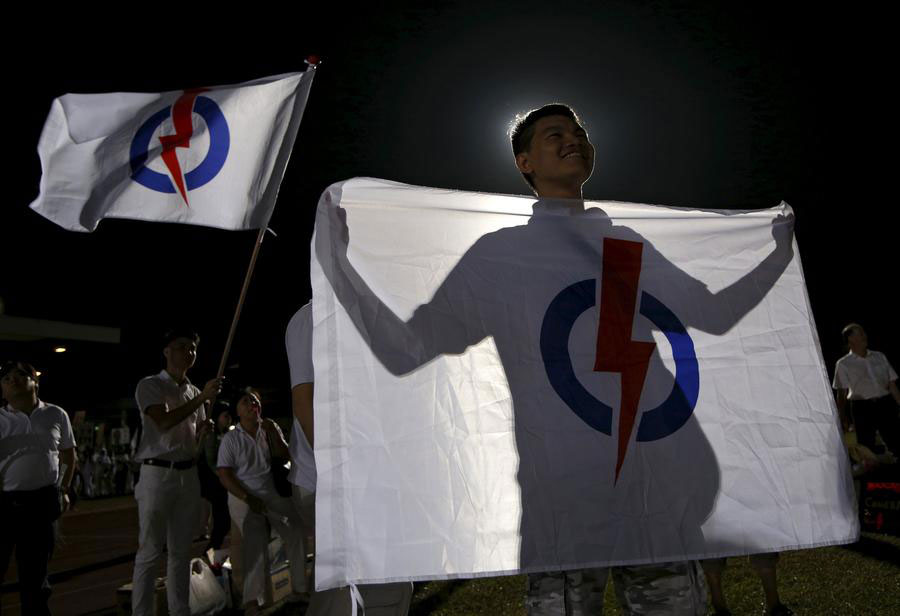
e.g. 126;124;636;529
30;71;315;232
311;177;858;589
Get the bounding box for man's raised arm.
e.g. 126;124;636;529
142;378;222;432
673;212;795;336
315;197;486;376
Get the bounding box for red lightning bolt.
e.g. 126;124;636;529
594;238;656;483
158;89;207;206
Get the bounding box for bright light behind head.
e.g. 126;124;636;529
53;346;67;353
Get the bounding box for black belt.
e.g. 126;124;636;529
142;458;195;470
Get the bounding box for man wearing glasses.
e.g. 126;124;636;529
131;329;223;616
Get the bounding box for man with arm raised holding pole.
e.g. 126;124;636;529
131;328;223;616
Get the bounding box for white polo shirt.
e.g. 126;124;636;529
0;400;75;491
217;422;284;496
285;302;316;492
833;350;898;400
134;369;206;462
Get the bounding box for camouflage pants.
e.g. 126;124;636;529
526;568;608;616
526;561;707;616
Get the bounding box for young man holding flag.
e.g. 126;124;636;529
131;329;222;616
315;102;795;613
510;104;707;615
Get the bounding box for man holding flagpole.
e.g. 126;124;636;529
132;329;222;616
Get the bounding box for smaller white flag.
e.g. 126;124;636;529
29;70;315;232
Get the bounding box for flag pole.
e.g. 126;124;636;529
212;55;321;384
215;225;267;379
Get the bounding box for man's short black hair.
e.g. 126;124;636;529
0;360;40;399
162;327;200;348
232;386;262;409
509;103;585;189
842;323;862;345
0;360;38;382
211;399;234;421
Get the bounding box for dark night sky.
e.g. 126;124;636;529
3;2;896;415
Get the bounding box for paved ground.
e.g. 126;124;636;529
0;495;209;616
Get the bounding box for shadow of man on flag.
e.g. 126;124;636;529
315;182;794;573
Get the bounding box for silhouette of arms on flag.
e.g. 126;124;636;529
316;189;795;375
315;196;489;376
652;211;795;336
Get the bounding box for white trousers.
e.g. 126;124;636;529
228;491;307;606
132;465;201;616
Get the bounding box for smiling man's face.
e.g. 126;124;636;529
515;114;594;196
237;392;262;423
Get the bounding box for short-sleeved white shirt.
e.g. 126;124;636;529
216;422;282;496
134;370;206;462
286;303;316;492
0;400;75;491
833;350;898;400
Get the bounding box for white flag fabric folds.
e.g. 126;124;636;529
30;71;315;232
311;177;858;590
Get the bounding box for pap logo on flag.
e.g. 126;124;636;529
129;90;230;206
540;237;700;481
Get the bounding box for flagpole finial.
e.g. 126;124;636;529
305;55;321;68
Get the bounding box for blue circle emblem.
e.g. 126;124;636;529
540;280;699;441
129;96;230;193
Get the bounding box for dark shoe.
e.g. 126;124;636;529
769;604;794;616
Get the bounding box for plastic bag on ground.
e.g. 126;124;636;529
189;557;227;615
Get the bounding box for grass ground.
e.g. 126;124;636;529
402;533;900;615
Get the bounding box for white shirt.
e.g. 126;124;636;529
217;422;283;496
833;350;898;400
134;370;206;462
285;302;316;491
0;400;75;491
